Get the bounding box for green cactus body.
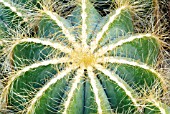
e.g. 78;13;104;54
0;0;170;114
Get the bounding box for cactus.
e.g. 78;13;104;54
0;0;170;113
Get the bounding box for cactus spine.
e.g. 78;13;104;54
0;0;170;113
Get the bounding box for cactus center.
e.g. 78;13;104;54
70;49;96;68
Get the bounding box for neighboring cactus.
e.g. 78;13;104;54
0;0;170;114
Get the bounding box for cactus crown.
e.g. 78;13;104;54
0;0;170;114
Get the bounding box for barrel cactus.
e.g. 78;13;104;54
0;0;170;113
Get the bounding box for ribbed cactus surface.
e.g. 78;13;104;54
0;0;170;114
